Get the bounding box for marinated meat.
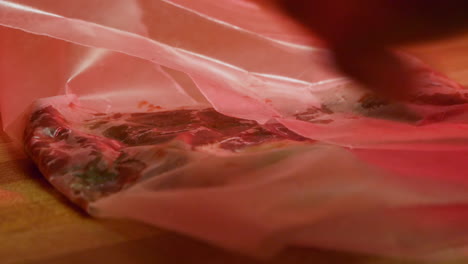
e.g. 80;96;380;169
24;106;309;207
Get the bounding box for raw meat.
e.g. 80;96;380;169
24;102;308;208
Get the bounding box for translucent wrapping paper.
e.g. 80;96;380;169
2;0;468;260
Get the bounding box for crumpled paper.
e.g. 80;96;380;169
2;0;468;260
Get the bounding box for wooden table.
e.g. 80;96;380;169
1;34;468;264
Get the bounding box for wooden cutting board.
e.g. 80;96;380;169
1;34;468;264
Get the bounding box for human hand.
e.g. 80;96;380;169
272;0;468;99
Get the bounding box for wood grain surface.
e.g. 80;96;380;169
1;34;468;264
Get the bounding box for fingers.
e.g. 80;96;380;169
331;45;415;100
274;0;468;45
271;0;468;98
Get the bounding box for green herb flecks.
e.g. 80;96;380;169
74;156;118;186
